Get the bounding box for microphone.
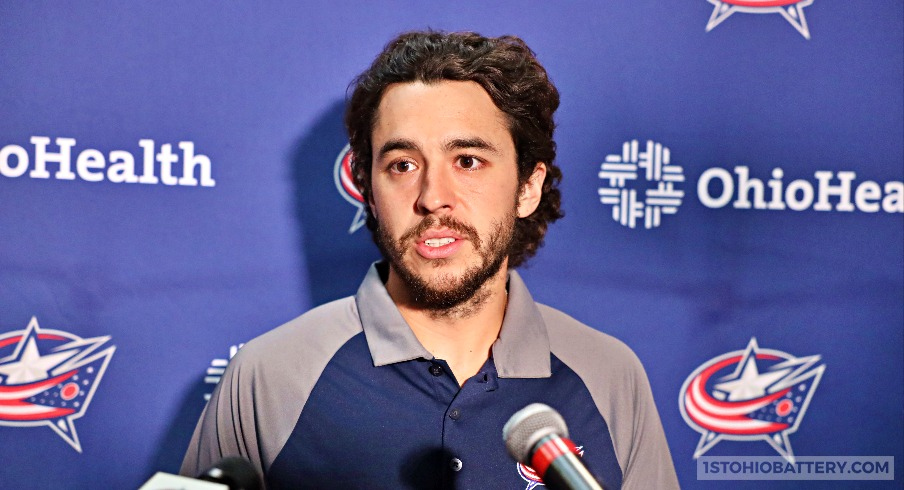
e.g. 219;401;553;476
139;457;261;490
503;403;604;490
198;456;262;490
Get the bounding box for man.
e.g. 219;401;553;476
181;31;679;489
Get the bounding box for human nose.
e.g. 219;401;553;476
416;163;456;214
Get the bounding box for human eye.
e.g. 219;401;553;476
456;155;484;171
389;159;418;174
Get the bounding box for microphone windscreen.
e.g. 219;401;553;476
503;403;569;464
198;456;262;490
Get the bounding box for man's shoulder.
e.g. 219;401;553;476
182;296;366;478
535;303;679;486
536;303;642;374
233;296;363;368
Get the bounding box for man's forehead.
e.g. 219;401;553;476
376;80;494;115
371;80;513;149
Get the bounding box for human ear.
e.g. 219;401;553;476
517;163;546;218
368;193;377;218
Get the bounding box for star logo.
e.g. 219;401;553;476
0;336;79;384
705;0;815;40
0;317;116;452
712;353;792;401
679;338;825;462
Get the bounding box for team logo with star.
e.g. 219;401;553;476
705;0;815;40
0;317;116;452
679;338;824;462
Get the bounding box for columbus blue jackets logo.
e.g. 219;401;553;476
516;445;584;490
705;0;815;40
333;144;367;233
679;338;824;462
0;317;115;452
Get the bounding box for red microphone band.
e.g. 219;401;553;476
530;436;579;478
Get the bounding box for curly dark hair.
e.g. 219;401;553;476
345;30;563;268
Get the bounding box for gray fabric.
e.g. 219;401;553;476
179;296;363;478
541;305;680;489
181;263;679;489
493;271;552;378
357;264;550;377
357;266;433;366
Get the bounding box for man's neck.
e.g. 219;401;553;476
386;266;509;386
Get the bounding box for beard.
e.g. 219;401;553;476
376;210;517;312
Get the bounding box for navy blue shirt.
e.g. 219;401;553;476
182;264;678;489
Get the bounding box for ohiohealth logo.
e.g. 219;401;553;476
679;338;825;463
334;144;367;233
1;136;215;187
597;140;686;229
0;317;116;452
705;0;815;40
596;141;903;229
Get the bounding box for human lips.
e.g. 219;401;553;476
424;237;456;247
415;228;466;259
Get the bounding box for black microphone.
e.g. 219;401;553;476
198;456;262;490
503;404;604;490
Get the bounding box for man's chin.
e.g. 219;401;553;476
395;256;507;311
378;216;514;312
408;272;479;305
410;282;484;311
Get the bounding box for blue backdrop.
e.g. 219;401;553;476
1;2;901;488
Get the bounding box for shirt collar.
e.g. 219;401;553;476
492;269;552;378
355;262;551;378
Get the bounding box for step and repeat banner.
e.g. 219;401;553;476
1;2;901;488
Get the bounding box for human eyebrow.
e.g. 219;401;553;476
442;137;501;155
378;139;420;158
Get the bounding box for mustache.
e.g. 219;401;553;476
399;215;482;250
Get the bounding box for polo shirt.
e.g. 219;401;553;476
181;263;679;489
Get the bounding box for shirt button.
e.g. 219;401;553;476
429;364;444;376
450;458;463;472
448;408;461;420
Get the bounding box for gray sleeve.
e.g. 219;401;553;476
540;305;680;490
179;344;268;479
179;297;362;482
